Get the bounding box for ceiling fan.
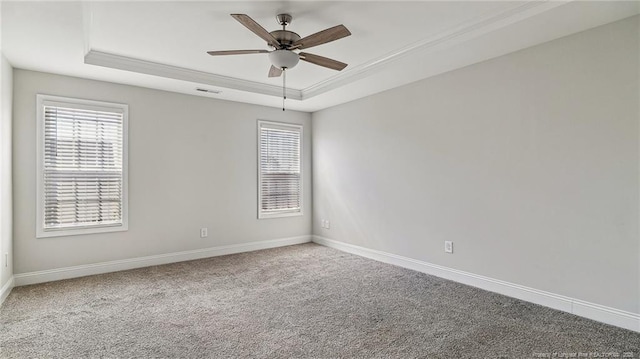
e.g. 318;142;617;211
207;13;351;77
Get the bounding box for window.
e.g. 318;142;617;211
258;120;302;219
36;95;128;238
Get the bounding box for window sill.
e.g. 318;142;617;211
36;223;128;238
258;211;303;220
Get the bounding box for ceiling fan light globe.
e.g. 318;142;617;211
269;50;299;70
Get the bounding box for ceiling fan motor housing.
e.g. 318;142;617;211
269;30;301;49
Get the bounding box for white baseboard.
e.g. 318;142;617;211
0;276;14;306
313;235;640;333
14;235;311;287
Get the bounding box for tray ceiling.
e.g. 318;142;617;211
2;1;638;112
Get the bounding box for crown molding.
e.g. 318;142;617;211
84;50;303;100
84;1;568;103
300;1;567;100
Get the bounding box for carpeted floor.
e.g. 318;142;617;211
1;243;638;358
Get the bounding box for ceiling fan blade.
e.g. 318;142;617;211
231;14;281;48
268;65;283;77
290;25;351;50
207;50;269;56
299;52;348;71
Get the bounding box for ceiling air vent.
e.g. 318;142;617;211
196;88;221;94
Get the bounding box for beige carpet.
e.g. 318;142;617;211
1;243;638;358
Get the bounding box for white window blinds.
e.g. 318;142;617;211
258;121;302;218
37;95;128;237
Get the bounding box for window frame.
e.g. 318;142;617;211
36;94;129;238
257;120;303;219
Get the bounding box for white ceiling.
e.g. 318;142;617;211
2;1;639;112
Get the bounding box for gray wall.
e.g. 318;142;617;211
13;70;312;274
0;54;13;289
312;16;639;313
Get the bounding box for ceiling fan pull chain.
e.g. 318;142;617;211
282;69;286;111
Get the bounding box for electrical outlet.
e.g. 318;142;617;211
321;219;328;229
444;241;453;254
200;228;208;238
325;220;330;229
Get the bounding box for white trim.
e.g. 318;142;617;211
300;1;566;100
259;211;304;220
82;2;565;103
0;276;14;306
81;2;93;56
35;94;129;238
313;235;640;333
84;50;303;101
257;120;304;219
14;235;311;287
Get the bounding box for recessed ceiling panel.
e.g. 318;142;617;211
88;1;518;89
2;1;638;111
